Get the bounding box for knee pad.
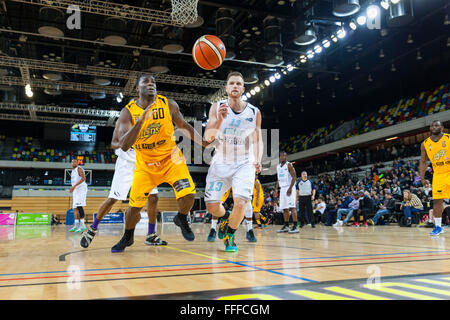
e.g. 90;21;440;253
77;206;85;218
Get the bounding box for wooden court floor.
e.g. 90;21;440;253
1;222;450;300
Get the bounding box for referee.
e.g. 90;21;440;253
296;171;316;228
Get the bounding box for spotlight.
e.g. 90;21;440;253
366;5;379;20
300;57;307;63
274;73;281;79
380;0;389;10
357;15;367;25
116;96;122;103
306;50;314;59
269;76;276;83
349;20;357;30
407;34;413;44
119;92;123;98
314;45;322;54
337;28;346;39
391;0;400;4
25;84;33;97
250;89;256;95
264;79;271;86
255;86;261;93
322;39;330;48
331;34;338;42
416;50;422;60
287;64;294;71
282;70;288;75
246;92;251;98
391;63;396;72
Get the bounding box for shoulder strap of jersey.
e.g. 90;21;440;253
156;94;168;106
125;99;135;113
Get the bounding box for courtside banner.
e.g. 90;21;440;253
0;213;15;226
94;212;124;224
16;213;51;225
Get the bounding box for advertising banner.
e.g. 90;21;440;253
0;213;16;226
16;213;51;225
93;212;124;224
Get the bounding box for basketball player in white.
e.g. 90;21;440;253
204;71;263;252
80;113;165;248
275;151;299;233
69;159;88;232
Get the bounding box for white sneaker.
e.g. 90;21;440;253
333;220;343;227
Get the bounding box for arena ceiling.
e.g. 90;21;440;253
0;0;448;135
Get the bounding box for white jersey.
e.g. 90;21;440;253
115;147;136;163
277;162;292;188
71;166;87;188
211;100;259;165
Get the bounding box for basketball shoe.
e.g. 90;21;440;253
430;226;444;236
224;233;237;252
246;229;257;242
145;233;168;246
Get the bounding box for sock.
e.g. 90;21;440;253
284;222;289;227
74;220;79;228
91;217;100;230
435;218;442;228
148;223;156;235
124;228;135;241
293;221;298;228
246;220;253;231
211;219;218;230
79;219;85;227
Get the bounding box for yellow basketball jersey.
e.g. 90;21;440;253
222;188;232;203
253;179;264;202
424;133;450;175
125;96;177;163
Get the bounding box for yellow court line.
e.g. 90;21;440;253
363;283;442;300
414;279;450;287
324;286;390;300
290;290;355;300
165;245;226;261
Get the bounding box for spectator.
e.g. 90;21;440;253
313;197;327;224
333;192;360;226
401;190;424;227
368;192;396;225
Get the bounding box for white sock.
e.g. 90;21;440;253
74;220;79;228
79;219;85;227
435;218;442;228
246;220;253;231
211;219;218;230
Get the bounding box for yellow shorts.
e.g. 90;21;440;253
129;149;196;207
432;172;450;199
252;197;264;213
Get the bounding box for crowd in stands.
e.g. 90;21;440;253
10;136;117;164
281;83;449;153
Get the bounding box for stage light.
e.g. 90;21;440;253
246;92;251;98
380;0;389;10
337;28;346;38
349;19;357;30
255;86;261;93
331;34;338;42
322;39;330;48
367;4;379;19
287;64;294;71
269;76;276;83
306;50;314;58
274;73;281;79
250;89;256;95
391;0;400;4
264;79;271;86
357;15;367;25
314;44;322;53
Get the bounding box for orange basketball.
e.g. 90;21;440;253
192;35;226;70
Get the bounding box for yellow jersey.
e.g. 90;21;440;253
424;133;450;175
125;96;177;163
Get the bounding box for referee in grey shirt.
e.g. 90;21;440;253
296;171;316;228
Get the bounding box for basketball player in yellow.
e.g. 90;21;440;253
252;175;266;228
111;74;209;252
420;120;450;236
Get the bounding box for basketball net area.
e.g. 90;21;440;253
171;0;199;25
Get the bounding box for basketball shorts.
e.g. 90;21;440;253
205;162;256;203
129;149;195;208
432;172;450;199
72;184;87;208
108;156;159;200
279;186;296;210
252;195;264;213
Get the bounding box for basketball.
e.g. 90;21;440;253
192;35;226;70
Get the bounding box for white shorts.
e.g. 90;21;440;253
108;156;158;200
279;186;296;210
73;184;87;208
245;201;253;218
205;162;256;202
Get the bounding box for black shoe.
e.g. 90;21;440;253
288;225;299;233
174;213;195;241
311;224;316;228
277;225;290;233
207;228;217;242
111;236;134;253
299;224;304;228
406;218;412;227
145;233;168;246
80;227;97;248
